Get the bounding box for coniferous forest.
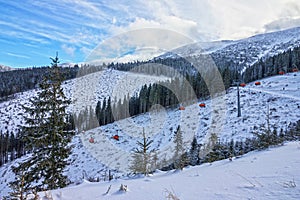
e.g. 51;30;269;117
0;66;79;102
1;45;300;106
94;46;300;127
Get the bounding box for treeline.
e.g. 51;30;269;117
93;45;300;128
201;120;300;164
107;56;196;77
243;46;300;83
57;43;300;131
0;66;79;101
0;131;25;167
107;45;300;86
95;70;228;127
0;114;75;167
3;42;298;104
161;120;300;171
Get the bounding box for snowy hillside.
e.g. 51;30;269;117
0;69;169;135
76;71;300;174
0;68;299;197
39;141;300;199
162;27;300;73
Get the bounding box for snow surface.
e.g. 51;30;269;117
0;69;169;134
160;27;300;74
39;141;300;200
0;70;299;197
78;71;300;173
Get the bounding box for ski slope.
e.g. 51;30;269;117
78;71;300;173
39;141;300;200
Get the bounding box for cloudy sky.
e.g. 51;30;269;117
1;0;300;68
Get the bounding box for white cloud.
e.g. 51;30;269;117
61;44;76;57
206;0;300;39
2;0;300;67
6;52;30;59
83;0;300;63
118;0;300;41
85;28;195;64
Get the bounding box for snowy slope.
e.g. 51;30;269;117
40;141;300;200
0;70;300;197
77;71;300;174
211;27;300;72
0;69;170;134
160;27;300;73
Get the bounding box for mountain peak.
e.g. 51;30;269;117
0;64;14;72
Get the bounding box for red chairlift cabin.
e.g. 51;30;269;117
199;103;206;108
278;71;285;75
179;106;185;110
239;83;246;87
89;137;94;143
255;81;261;86
113;135;119;141
292;68;299;72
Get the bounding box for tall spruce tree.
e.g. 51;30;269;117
10;54;74;196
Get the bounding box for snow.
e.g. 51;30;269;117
0;69;300;197
39;141;300;200
78;71;300;174
162;27;300;74
0;69;169;134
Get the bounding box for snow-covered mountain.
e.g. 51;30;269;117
0;65;13;72
158;27;300;73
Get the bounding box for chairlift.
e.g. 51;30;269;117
89;137;94;143
255;81;261;86
179;106;185;110
199;103;206;108
113;135;119;141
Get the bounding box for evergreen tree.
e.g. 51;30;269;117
10;54;74;195
130;128;154;175
189;136;200;166
9;164;32;200
173;126;188;170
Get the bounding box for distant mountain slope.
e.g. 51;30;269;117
0;65;13;72
211;27;300;73
159;27;300;73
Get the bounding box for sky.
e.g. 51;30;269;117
1;0;300;68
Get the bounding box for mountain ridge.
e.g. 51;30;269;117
0;64;14;72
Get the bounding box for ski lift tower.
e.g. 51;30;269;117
234;66;241;117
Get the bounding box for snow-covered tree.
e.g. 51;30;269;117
10;54;74;194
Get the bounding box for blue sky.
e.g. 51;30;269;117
1;0;300;68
